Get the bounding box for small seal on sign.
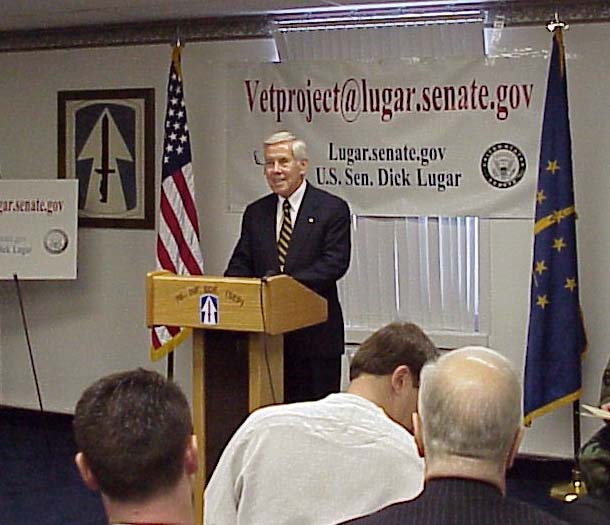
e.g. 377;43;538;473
481;143;526;189
44;229;69;255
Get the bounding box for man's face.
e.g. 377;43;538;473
263;141;307;198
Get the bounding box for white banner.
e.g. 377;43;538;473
225;57;549;218
0;180;78;279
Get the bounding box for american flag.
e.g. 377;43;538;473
523;28;586;425
151;45;204;361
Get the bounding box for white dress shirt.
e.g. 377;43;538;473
204;393;424;525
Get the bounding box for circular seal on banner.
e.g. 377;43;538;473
44;229;69;255
480;143;526;189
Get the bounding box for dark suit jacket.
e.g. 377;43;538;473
225;182;351;359
340;478;569;525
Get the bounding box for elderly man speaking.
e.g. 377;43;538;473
225;130;351;403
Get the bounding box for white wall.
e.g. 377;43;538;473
0;25;608;458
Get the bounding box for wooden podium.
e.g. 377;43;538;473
146;271;327;524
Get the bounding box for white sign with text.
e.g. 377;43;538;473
0;180;78;279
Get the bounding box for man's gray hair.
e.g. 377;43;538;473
264;130;308;161
418;346;521;464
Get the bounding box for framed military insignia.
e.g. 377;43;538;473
58;88;155;229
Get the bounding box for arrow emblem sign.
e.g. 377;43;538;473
77;107;134;215
199;294;219;325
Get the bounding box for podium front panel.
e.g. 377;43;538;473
148;274;265;331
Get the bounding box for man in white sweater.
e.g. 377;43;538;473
204;322;439;525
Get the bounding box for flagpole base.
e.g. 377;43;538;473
549;468;587;502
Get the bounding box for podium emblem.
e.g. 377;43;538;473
199;294;219;325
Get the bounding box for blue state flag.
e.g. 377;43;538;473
524;28;587;425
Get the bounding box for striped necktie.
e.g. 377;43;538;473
278;199;292;272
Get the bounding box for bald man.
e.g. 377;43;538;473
341;347;568;525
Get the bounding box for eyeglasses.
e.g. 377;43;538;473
253;150;264;166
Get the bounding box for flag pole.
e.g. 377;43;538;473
550;397;585;501
572;398;582;476
165;35;180;382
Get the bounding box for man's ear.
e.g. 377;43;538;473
184;434;199;475
75;452;100;491
506;426;524;469
299;158;309;175
412;413;425;458
390;365;412;394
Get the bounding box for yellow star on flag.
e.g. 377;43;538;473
536;295;550;309
564;278;577;292
546;159;560;174
534;260;547;275
552;209;565;224
552;238;567;252
536;190;546;204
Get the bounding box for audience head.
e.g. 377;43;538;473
350;322;438;383
349;322;439;430
73;368;196;503
415;346;522;478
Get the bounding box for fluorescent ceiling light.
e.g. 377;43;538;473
278;17;483;31
269;1;476;16
274;9;481;26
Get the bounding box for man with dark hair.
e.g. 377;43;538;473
341;347;568;525
73;368;197;525
349;322;437;381
225;130;351;402
205;322;438;525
